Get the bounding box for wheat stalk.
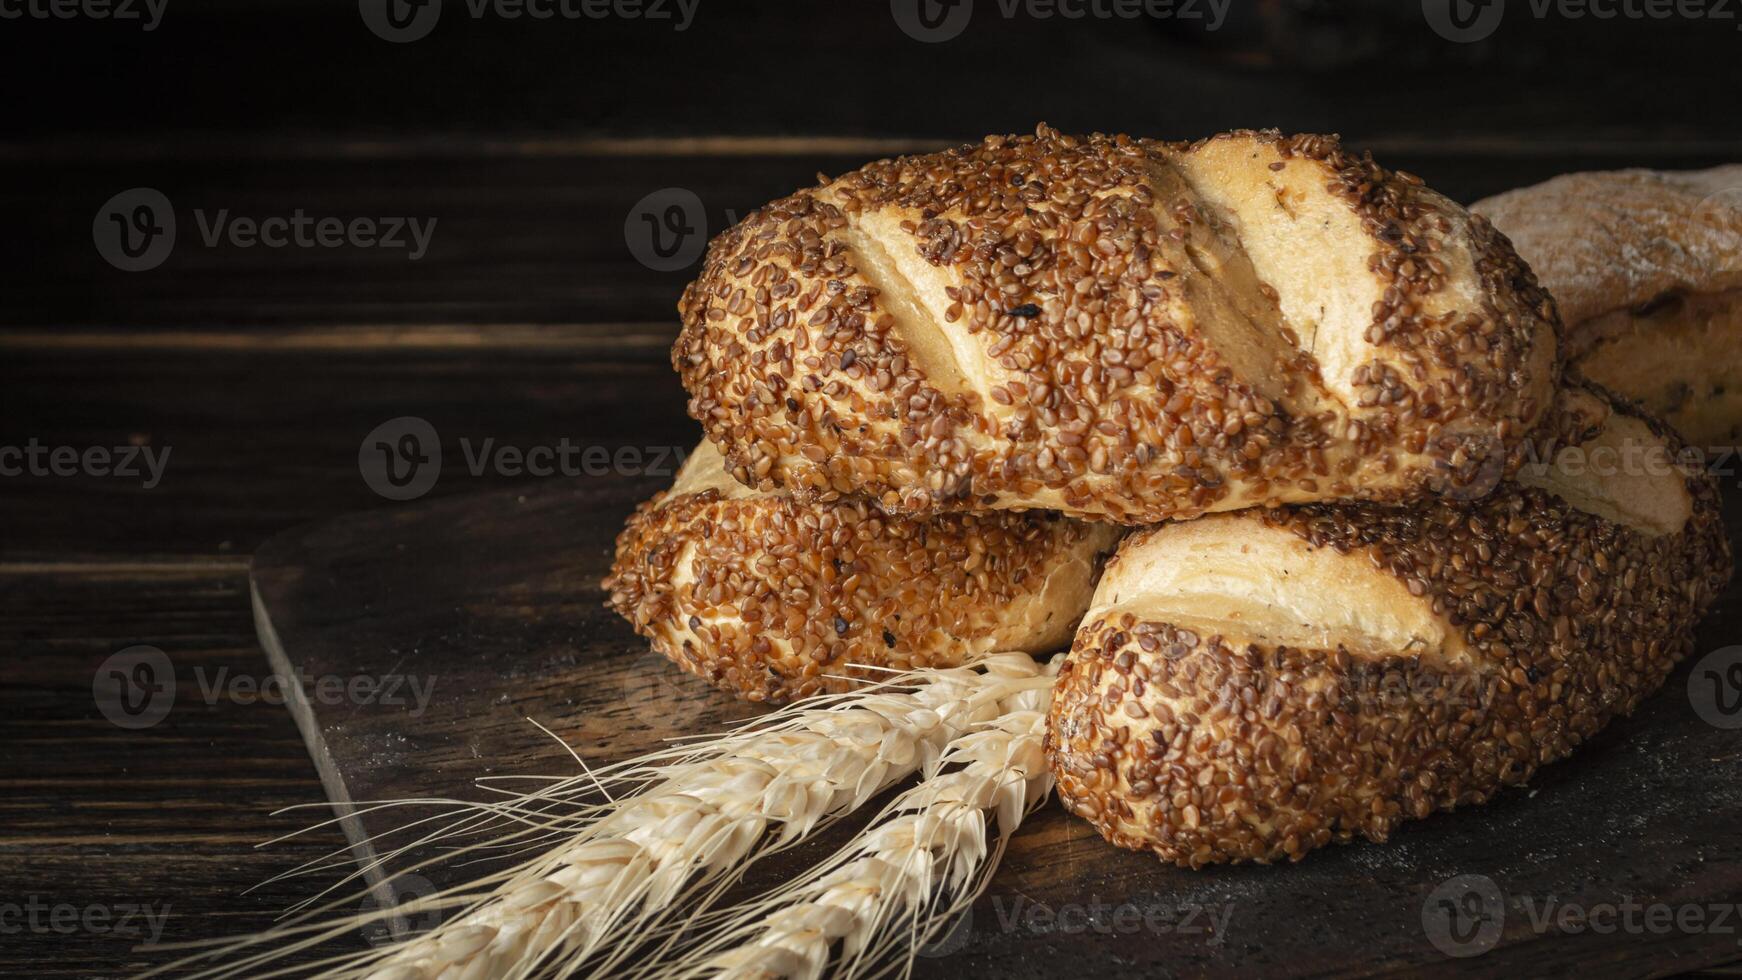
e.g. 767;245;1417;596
150;653;1053;980
634;680;1056;980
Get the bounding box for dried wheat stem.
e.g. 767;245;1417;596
641;668;1056;980
157;653;1051;980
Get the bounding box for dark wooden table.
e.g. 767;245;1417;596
3;3;1741;976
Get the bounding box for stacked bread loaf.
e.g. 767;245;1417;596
607;127;1730;865
1475;165;1742;447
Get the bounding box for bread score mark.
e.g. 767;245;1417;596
1088;515;1471;669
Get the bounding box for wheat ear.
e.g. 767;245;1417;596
633;664;1056;980
150;652;1052;980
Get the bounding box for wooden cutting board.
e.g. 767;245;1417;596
251;473;1742;977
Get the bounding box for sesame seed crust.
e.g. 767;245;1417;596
675;126;1559;524
1045;388;1730;867
604;442;1122;704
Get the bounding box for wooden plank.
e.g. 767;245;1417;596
0;563;348;977
5;1;1740;149
5;149;1740;331
0;336;695;561
248;475;1742;977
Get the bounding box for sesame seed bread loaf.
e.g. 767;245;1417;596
604;440;1123;703
676;126;1560;525
1045;384;1730;867
1475;166;1742;447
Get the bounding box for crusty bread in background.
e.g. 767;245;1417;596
676;127;1559;525
1475;166;1742;447
605;441;1122;703
1047;384;1730;867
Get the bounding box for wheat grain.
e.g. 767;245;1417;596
633;668;1055;980
151;653;1052;980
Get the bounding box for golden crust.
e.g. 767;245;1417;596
1474;166;1742;327
1046;387;1730;867
604;442;1122;704
676;126;1560;525
1475;167;1742;447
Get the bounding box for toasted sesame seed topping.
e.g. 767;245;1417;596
1047;394;1729;866
605;471;1120;703
675;126;1558;524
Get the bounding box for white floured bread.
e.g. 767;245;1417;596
605;441;1123;703
1475;166;1742;447
676;126;1561;525
1046;384;1730;867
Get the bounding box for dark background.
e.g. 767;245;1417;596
2;1;1740;976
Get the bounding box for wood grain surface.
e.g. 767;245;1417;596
240;471;1742;978
4;3;1741;975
